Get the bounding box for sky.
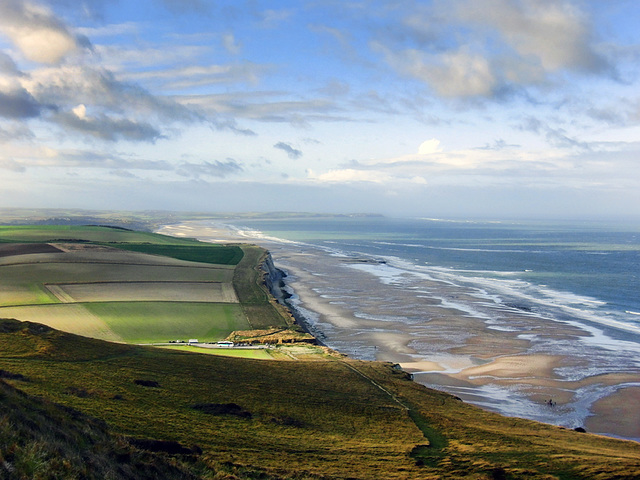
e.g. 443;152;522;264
1;0;639;220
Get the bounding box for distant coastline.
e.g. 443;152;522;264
156;218;640;442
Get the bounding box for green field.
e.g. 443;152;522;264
111;243;244;265
0;224;244;265
0;225;187;244
162;345;276;359
84;302;249;343
0;226;290;344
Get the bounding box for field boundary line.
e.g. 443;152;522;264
0;261;234;270
44;284;75;303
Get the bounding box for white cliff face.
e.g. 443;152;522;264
261;253;288;303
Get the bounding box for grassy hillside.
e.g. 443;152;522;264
1;318;639;479
0;378;196;479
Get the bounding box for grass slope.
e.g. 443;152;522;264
1;318;639;479
0;379;197;479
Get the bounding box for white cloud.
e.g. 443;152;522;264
308;169;390;184
376;45;497;97
455;0;607;73
0;0;83;64
418;138;443;155
72;104;86;119
222;33;241;55
376;0;610;98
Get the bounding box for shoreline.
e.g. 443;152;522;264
156;220;640;443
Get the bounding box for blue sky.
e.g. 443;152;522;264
1;0;639;220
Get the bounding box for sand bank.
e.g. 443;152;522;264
156;221;640;442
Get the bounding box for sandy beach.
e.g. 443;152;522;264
157;221;640;442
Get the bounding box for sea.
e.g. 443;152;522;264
227;216;640;335
165;215;640;439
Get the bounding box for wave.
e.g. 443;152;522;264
213;219;640;340
372;240;541;254
223;224;301;245
342;249;640;338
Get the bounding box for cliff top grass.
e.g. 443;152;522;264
0;225;295;344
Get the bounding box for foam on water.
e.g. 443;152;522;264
172;218;640;439
346;251;640;339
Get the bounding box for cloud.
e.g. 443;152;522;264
374;44;498;98
0;144;173;172
259;9;294;28
55;150;172;170
9;63;203;142
418;138;443;155
222;33;241;55
22;66;197;122
127;63;267;91
517;115;589;150
0;0;87;64
0;52;23;76
54;109;163;142
0;157;27;172
477;139;520;150
274;142;303;159
374;0;611;99
0;123;34;143
308;169;390;184
454;0;608;73
0;85;43;119
176;160;243;179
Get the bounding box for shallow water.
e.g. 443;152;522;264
158;217;640;440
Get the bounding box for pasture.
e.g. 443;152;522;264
0;260;233;289
47;281;239;304
0;225;200;245
84;302;249;343
0;225;290;345
161;345;276;360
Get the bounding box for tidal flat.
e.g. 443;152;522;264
158;219;640;441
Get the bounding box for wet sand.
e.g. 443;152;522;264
157;221;640;442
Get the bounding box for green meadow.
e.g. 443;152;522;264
84;302;249;343
0;225;290;345
161;344;276;359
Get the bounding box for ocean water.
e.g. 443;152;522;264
228;216;640;336
189;216;640;437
